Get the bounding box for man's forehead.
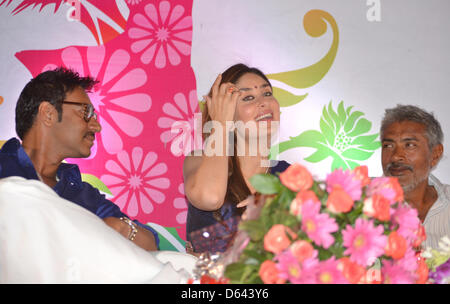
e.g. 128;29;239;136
382;120;427;140
65;87;91;103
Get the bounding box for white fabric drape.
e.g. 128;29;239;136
0;176;196;283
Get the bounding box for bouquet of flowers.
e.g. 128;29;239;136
218;163;429;284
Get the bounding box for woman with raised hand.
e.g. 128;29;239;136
183;63;290;254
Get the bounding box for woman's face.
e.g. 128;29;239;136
233;72;280;138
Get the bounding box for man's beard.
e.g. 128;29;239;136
385;162;427;194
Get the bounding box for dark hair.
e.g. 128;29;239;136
15;67;98;139
202;63;272;217
380;104;443;149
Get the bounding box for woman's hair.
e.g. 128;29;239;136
15;66;98;139
202;63;272;217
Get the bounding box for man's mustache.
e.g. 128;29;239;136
84;132;96;139
386;162;413;172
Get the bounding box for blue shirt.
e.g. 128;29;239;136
0;137;159;248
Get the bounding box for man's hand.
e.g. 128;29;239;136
103;217;157;251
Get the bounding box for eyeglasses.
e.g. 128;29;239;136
62;101;98;122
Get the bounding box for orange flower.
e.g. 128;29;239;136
290;240;314;262
363;194;391;221
388;177;404;203
279;163;313;192
385;231;407;260
412;224;427;248
415;254;429;284
352;165;370;187
290;190;320;216
264;224;297;254
362;268;382;284
326;185;354;213
338;257;366;284
259;260;286;284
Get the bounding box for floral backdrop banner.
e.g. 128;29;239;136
1;0;450;243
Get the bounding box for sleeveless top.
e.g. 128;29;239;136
186;160;290;252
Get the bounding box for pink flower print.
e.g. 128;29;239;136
101;147;170;217
128;1;192;68
157;90;202;156
59;46;152;154
173;183;187;224
126;0;142;5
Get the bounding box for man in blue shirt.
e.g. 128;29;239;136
0;67;159;251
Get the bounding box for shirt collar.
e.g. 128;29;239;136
426;174;449;219
2;137;82;189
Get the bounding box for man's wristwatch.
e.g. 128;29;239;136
119;217;138;241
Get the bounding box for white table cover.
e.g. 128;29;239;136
0;176;197;283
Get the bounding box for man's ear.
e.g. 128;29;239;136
431;143;444;168
37;101;58;127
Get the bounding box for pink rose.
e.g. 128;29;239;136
279;163;313;192
326;185;354;213
290;240;314;262
264;224;297;254
290;190;320;216
363;194;391;221
259;260;286;284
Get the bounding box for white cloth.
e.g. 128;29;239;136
0;176;197;283
424;175;450;250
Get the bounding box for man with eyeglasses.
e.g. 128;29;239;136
0;67;159;251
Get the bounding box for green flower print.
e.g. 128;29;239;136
271;101;380;170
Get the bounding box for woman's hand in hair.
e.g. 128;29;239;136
205;74;241;127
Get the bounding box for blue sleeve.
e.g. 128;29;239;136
80;183;160;249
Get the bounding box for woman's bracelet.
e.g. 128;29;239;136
119;217;138;241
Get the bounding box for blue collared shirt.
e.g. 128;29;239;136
0;137;159;248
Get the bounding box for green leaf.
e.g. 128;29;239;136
81;173;112;195
250;174;282;194
331;157;349;171
320;118;335;146
240;265;261;284
328;102;341;131
318;248;333;260
346;105;354;116
322;105;335;133
341;148;374;161
272;87;308;107
343;111;364;133
337;101;347;125
242;248;269;263
357;141;381;151
224;262;247;282
347;118;372;137
271;130;326;159
350;134;379;146
304;148;330;163
239;220;266;241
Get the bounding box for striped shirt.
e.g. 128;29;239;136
423;175;450;250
